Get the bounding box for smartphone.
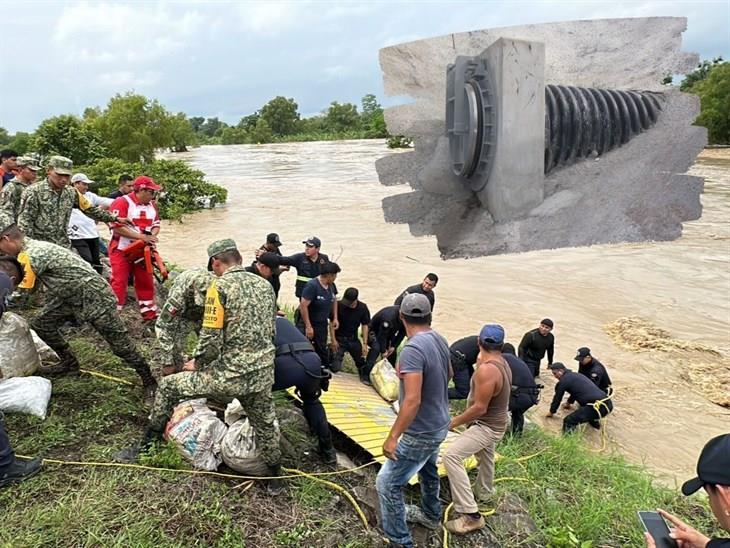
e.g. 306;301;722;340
638;511;678;548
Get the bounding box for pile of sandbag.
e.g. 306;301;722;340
370;358;399;402
165;398;277;474
0;312;52;419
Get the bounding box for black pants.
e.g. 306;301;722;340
273;351;331;449
295;316;330;368
448;356;473;399
365;332;398;370
509;394;536;435
523;358;540;377
71;238;103;274
0;415;14;471
563;399;613;433
331;336;366;374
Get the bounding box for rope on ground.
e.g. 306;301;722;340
588;388;614;453
79;369;135;386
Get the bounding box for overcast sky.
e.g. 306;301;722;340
1;0;728;133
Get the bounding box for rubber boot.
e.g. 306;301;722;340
39;351;80;377
113;426;163;463
266;464;285;496
318;437;337;466
0;457;42;489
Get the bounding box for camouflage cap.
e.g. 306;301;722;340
46;155;73;175
16;156;40;171
207;239;238;259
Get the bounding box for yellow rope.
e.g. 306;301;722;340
79;369;135;386
589;389;614;453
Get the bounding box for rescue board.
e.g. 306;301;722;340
288;372;477;481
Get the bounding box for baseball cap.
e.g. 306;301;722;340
71;173;94;184
207;239;238;270
47;155;73;175
303;236;321;248
681;434;730;495
258;252;281;274
548;362;567;371
266;233;283;246
341;287;359;307
574;347;591;360
16;156;40;171
399;293;431;318
479;324;505;345
133;175;162;191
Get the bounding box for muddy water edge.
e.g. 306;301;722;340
159;141;730;485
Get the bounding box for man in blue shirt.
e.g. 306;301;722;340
297;261;340;368
375;293;450;548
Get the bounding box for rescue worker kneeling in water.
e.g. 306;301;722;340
274;316;336;465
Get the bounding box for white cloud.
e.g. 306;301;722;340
97;70;161;89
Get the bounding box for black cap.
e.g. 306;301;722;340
574;347;591;361
548;362;567;371
682;434;730;495
541;318;554;328
341;287;358;307
266;233;282;246
258;252;281;274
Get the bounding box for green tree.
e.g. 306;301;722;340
260;96;300;136
94;92;175;162
681;57;724;92
690;61;730;144
32;114;106;164
169;112;197;152
0;127;10;145
250;117;273;143
188;116;205;133
325;101;360;133
200;117;226;137
6;131;32;155
237;112;260;132
360;94;387;138
219;126;248;145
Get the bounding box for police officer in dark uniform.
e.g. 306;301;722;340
394;273;438;311
448;335;480;399
518;319;555;377
245;251;281;294
0;268;42;488
546;362;613;433
273;317;335;464
330;287;371;382
573;347;612;393
280;236;329;298
502;343;542;435
365;305;405;370
255;233;286;298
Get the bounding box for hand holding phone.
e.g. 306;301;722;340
638;511;678;548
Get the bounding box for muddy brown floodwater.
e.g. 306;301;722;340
159;141;730;485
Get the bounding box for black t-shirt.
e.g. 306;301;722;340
394;283;436;311
550;370;607;413
578;358;612;392
518;328;555;364
108;189;124;199
301;278;337;325
335;301;370;339
449;336;479;366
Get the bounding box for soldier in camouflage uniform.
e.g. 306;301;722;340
17;156;128;248
0;215;157;403
0;156;40;222
155;268;213;375
116;239;284;494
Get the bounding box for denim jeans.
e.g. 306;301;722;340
375;427;449;547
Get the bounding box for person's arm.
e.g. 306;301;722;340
547;337;554;364
17;187;36;236
331;294;339;331
548;379;567;416
654;509;712;548
113;225;157;244
382;372;422;460
518;331;531;359
360;324;370;356
76;191;118;223
449;361;499;429
299;297;314;339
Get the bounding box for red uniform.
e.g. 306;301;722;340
109;193;161;320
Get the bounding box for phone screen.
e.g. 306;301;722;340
638;511;678;548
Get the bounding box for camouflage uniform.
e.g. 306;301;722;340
21;238;155;386
0;156;39;222
18;156;117;248
155;268;213;369
149;239;280;466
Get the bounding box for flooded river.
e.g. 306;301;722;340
159;141;730;484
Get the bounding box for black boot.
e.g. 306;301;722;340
113;426;163;463
39;352;80;376
0;457;42;488
266;464;285;496
318;437;337;466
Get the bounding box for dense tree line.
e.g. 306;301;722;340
680;57;729;145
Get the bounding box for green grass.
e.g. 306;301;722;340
0;317;722;547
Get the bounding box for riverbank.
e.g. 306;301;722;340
158;142;730;485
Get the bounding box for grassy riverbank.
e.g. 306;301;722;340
0;316;721;547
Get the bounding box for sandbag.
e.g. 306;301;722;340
220;398;276;476
30;329;60;364
370;358;399;402
164;399;227;471
0;312;41;379
0;377;52;419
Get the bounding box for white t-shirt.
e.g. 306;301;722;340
68;191;113;240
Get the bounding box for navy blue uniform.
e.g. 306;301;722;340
550;370;613;433
504;353;540;434
297;278;337;367
273;318;332;452
569;357;612;404
280;252;330;298
448;336;480;399
366;305;405;369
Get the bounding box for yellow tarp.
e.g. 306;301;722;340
289;372;477;481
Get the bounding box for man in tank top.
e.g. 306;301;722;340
442;324;513;536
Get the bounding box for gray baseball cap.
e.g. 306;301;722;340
399;293;431;317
